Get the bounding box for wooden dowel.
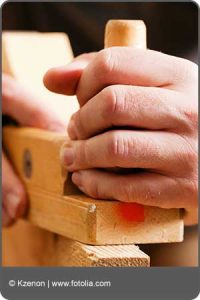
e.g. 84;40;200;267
104;20;146;48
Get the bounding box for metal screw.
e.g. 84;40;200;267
23;149;32;178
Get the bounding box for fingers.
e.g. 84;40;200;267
61;129;193;176
43;52;96;97
2;74;65;131
68;85;192;140
71;169;197;211
76;48;197;105
2;152;27;226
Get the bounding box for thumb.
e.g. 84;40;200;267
43;52;96;97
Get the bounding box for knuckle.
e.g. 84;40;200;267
189;180;198;206
87;180;101;199
188;150;198;170
183;178;198;209
185;61;198;82
182;107;198;132
107;132;130;161
107;132;122;158
101;86;124;119
118;184;133;203
182;144;198;174
95;48;116;79
173;59;198;84
117;177;142;203
70;110;84;139
76;140;89;167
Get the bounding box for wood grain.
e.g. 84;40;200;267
55;238;150;266
3;126;184;245
105;20;146;48
2;220;149;267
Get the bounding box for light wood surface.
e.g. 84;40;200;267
54;238;150;266
2;31;79;124
2;220;150;267
2;220;56;266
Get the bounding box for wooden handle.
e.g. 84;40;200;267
104;20;146;49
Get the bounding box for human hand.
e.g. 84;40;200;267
44;48;198;225
2;74;66;226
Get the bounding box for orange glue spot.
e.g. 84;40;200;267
118;203;145;222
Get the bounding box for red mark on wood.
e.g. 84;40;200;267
118;203;145;222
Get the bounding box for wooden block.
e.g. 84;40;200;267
3;127;67;195
3;126;184;245
2;220;149;267
2;31;79;124
2;220;56;267
55;237;150;267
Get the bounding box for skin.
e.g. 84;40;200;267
44;48;198;226
2;74;66;226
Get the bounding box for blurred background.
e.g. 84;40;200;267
3;2;198;62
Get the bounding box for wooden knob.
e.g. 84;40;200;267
104;20;146;49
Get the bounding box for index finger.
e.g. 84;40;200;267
76;48;197;106
43;53;97;97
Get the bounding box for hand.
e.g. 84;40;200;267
44;48;198;225
2;74;66;226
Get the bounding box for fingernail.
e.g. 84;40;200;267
67;120;77;140
72;172;83;189
6;193;21;219
60;146;74;166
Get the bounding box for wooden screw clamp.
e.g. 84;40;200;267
2;21;183;248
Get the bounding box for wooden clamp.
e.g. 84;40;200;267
2;20;184;246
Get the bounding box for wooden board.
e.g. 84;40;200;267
2;31;79;124
3;126;184;245
2;220;56;266
54;237;150;267
2;220;150;267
